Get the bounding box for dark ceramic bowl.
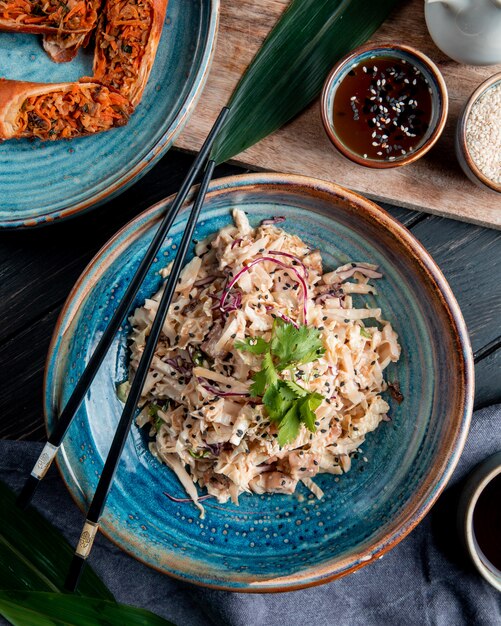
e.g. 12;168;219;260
45;173;473;591
458;452;501;591
321;43;449;169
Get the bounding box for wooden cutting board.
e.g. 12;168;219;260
175;0;501;229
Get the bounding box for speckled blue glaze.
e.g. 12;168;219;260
0;0;218;228
44;174;473;591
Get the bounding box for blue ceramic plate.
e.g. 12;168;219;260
45;174;473;591
0;0;218;229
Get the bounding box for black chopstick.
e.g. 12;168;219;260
17;107;229;511
65;157;217;592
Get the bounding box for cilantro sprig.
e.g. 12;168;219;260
235;319;325;446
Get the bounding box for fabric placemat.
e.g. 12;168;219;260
1;404;500;626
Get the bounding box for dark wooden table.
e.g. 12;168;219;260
1;151;500;440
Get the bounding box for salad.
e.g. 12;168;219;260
122;210;401;517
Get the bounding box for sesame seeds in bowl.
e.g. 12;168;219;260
456;72;501;194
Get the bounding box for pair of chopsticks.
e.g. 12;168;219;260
17;107;229;591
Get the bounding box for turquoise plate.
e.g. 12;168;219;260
0;0;218;228
45;174;473;591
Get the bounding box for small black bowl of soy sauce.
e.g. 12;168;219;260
458;452;501;591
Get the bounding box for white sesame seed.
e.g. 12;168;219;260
466;82;501;184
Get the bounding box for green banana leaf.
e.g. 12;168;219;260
0;482;177;625
211;0;399;165
0;481;111;599
0;591;175;626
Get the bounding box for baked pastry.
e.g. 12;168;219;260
0;0;100;62
0;79;132;140
93;0;168;106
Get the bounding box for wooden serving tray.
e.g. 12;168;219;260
175;0;501;229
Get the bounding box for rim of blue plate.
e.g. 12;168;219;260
44;173;474;591
1;0;219;230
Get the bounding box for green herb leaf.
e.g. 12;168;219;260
250;351;278;396
242;321;327;444
147;403;166;431
360;326;371;339
277;404;301;447
0;481;111;598
116;380;130;403
263;382;294;421
191;349;205;366
250;369;268;397
0;590;176;626
298;392;324;433
188;448;210;459
234;337;270;354
211;0;399;164
282;379;309;398
271;319;325;370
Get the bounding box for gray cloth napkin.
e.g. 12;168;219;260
1;404;500;626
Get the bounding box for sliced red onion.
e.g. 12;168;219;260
204;443;222;456
220;256;309;324
165;356;192;376
260;216;285;226
193;276;216;288
220;290;241;313
163;491;214;503
198;377;249;398
231;238;243;249
315;289;345;307
268;250;308;277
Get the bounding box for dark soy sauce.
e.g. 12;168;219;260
333;56;433;162
473;474;501;572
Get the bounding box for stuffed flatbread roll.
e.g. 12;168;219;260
0;79;132;141
0;0;100;62
43;30;93;64
0;0;99;34
93;0;168;106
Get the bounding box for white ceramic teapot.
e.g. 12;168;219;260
425;0;501;65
